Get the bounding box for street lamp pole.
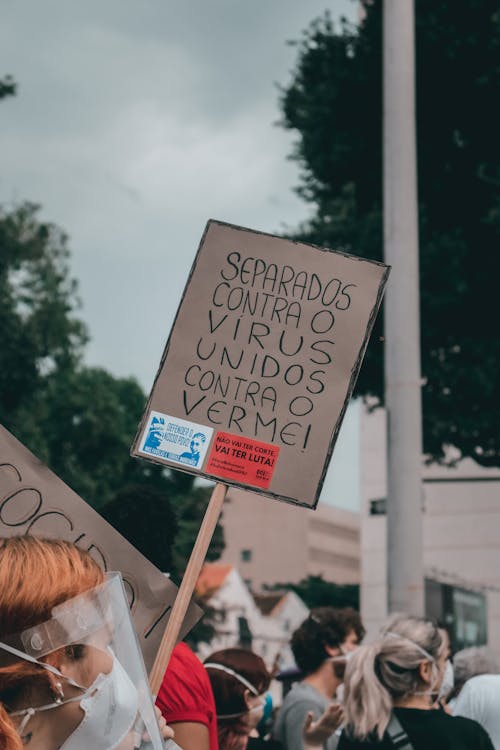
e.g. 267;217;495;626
383;0;424;615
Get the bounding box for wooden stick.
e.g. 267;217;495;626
149;482;228;695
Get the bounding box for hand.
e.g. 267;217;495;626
303;703;344;746
142;706;175;742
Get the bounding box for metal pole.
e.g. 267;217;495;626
383;0;424;615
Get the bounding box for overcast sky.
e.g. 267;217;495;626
1;0;360;510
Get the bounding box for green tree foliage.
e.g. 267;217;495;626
280;0;500;466
169;473;225;579
101;479;224;646
265;575;359;610
0;203;88;447
30;366;156;508
0;74;16;100
0;202;224;569
102;484;179;573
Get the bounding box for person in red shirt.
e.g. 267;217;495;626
156;642;219;750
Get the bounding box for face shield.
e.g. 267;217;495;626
0;573;165;750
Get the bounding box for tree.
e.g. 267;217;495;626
0;74;16;100
101;484;178;573
29;366;159;508
280;0;500;466
102;474;225;581
169;473;225;579
0;201;224;564
0;202;88;457
265;575;359;610
101;478;224;647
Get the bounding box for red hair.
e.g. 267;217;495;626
205;648;270;750
0;536;104;750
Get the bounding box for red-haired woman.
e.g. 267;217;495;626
204;648;276;750
0;535;172;750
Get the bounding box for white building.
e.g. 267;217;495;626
361;407;500;657
253;590;310;670
195;562;309;670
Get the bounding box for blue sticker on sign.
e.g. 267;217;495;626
139;411;213;469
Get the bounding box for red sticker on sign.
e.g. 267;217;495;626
205;432;280;489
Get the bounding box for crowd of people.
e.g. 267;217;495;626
1;535;500;750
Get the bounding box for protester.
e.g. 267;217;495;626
0;535;173;750
204;648;272;750
337;614;494;749
273;607;365;750
446;646;499;708
434;627;453;709
453;674;500;749
157;640;219;750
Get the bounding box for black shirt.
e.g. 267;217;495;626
248;738;284;750
338;707;495;750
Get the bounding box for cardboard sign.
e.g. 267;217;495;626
132;220;389;508
0;425;201;671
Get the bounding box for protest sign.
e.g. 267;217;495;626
0;425;201;672
132;220;390;508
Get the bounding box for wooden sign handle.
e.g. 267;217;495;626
149;482;228;695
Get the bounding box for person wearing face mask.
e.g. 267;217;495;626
337;614;494;750
445;646;499;709
427;626;454;712
204;648;277;750
272;607;365;750
0;535;174;750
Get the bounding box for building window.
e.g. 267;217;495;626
369;498;387;515
241;549;252;562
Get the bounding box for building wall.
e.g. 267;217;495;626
307;507;360;583
360;407;500;657
220;488;360;590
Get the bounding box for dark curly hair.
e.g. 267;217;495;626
291;607;365;676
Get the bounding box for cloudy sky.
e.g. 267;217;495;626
1;0;361;510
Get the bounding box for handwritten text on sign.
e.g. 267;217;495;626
132;221;389;507
183;252;355;452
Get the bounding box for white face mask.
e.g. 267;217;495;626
59;655;139;750
330;647;355;664
9;646;139;750
329;646;355;680
438;659;454;700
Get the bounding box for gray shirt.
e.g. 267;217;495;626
273;682;339;750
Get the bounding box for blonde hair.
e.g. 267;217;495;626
343;615;445;740
0;536;104;750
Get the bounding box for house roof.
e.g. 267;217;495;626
196;562;233;598
253;592;287;617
